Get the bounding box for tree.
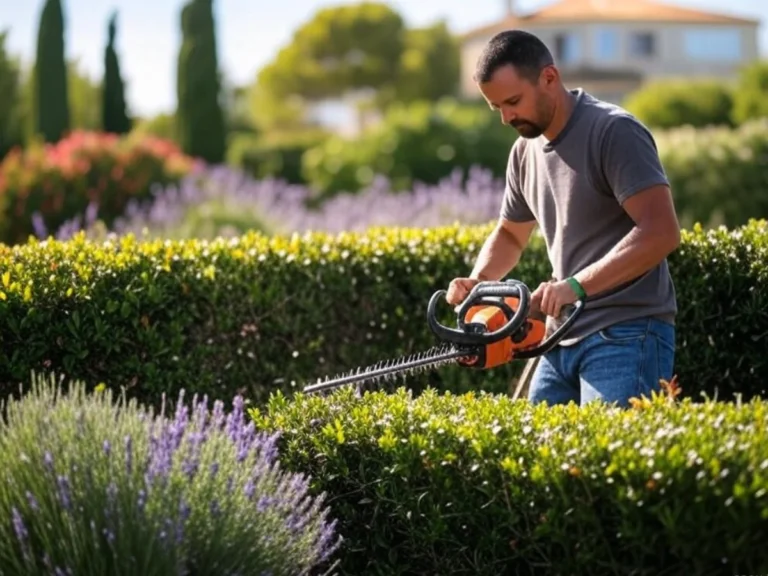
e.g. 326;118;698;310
69;59;102;131
389;20;461;105
33;0;70;142
17;58;102;141
256;2;406;104
176;0;226;163
0;30;24;158
102;11;131;134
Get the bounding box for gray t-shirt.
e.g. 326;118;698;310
501;88;677;345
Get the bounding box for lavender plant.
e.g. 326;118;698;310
0;373;341;575
33;164;505;241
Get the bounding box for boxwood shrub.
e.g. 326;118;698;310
0;219;765;408
250;382;768;575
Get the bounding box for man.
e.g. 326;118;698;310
445;30;680;408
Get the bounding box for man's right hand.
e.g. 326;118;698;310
445;277;481;306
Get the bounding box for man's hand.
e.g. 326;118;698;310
531;279;579;317
445;277;481;306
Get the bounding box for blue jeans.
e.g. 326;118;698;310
527;317;675;408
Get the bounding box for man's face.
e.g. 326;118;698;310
477;64;555;138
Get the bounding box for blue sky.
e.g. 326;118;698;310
1;0;766;117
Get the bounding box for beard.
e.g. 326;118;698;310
510;120;545;138
510;96;553;138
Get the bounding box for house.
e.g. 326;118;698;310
458;0;761;104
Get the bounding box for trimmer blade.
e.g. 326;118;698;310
301;344;472;395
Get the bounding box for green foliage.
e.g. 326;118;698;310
302;98;515;196
0;31;24;159
33;0;70;142
226;128;329;184
655;118;768;228
16;58;103;143
622;79;734;129
130;112;177;142
256;2;406;102
251;385;768;575
731;59;768;125
0;130;198;245
0;372;341;574
102;12;131;135
384;20;460;106
67;60;102;132
176;0;226;163
0;220;765;410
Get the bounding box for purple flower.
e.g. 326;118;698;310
57;475;71;510
12;506;27;542
25;490;38;512
43;451;53;472
125;435;133;475
31;212;48;239
45;163;505;239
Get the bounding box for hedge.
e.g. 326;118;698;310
0;219;766;409
655;118;768;229
249;384;768;575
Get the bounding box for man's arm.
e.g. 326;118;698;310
573;184;680;296
572;116;680;297
470;217;537;281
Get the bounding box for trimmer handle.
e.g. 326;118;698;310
427;279;530;346
513;299;585;359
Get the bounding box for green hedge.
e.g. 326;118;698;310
0;219;766;409
655;118;768;228
250;385;768;575
622;78;735;130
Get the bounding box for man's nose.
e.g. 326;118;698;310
501;108;516;125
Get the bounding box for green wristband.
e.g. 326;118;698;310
566;276;587;300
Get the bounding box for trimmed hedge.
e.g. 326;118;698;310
250;384;768;575
0;219;766;408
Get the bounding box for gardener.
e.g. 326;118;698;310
445;29;681;408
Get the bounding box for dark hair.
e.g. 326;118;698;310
473;29;554;84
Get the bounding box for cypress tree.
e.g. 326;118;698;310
102;11;131;134
176;0;226;163
33;0;70;142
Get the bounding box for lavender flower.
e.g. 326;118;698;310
40;163;506;241
0;373;341;574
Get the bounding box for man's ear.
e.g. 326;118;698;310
541;65;558;86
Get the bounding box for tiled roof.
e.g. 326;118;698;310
461;0;760;39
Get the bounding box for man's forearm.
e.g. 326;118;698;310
573;225;679;297
470;225;525;281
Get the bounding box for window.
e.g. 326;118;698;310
683;27;742;61
594;27;620;61
629;32;655;57
554;33;581;64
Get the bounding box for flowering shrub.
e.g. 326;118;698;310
47;164;505;241
251;382;768;575
0;130;201;245
0;373;341;574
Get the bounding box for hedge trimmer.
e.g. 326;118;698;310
302;279;584;394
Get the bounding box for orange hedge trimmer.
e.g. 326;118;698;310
302;279;584;394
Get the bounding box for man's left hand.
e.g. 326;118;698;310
531;280;579;318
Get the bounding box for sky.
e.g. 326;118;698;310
1;0;766;118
